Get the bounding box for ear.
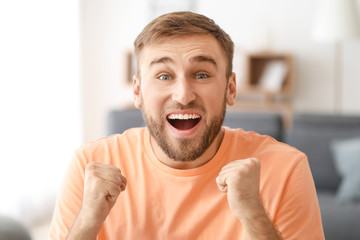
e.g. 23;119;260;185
226;72;237;106
133;75;142;109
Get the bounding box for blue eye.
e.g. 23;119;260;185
196;73;208;79
159;74;172;80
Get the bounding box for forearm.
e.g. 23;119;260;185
217;158;282;239
66;162;127;239
238;201;282;240
67;210;102;240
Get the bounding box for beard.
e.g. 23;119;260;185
141;94;227;162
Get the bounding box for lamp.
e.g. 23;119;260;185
312;0;360;112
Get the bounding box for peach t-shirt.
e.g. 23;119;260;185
49;127;324;239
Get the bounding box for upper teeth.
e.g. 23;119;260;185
168;114;200;120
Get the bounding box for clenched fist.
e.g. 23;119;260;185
216;158;282;239
216;158;262;220
67;162;127;239
82;162;127;221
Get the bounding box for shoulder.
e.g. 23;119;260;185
75;127;146;160
224;127;307;167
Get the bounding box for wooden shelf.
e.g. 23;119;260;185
234;52;295;128
242;52;294;97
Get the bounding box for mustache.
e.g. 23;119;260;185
163;101;206;112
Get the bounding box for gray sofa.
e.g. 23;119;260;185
107;109;284;141
107;109;360;240
285;114;360;240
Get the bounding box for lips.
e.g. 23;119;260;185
167;113;201;130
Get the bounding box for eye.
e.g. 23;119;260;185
158;74;172;80
196;73;209;79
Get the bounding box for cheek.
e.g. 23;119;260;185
141;89;166;116
200;85;226;108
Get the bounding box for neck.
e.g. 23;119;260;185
150;128;225;170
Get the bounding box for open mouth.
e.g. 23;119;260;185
167;113;201;130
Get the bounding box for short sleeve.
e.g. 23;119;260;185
274;155;325;239
48;150;87;240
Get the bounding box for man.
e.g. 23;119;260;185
49;11;324;239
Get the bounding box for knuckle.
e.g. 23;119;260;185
234;164;252;176
111;184;122;194
250;157;260;165
110;165;123;176
86;162;99;171
220;165;227;172
122;177;127;185
235;168;248;177
245;158;259;168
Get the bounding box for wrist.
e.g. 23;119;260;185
67;209;103;240
235;201;281;240
233;196;264;220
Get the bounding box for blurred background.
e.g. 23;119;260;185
0;0;359;239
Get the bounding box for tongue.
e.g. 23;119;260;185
169;119;199;130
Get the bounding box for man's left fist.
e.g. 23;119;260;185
216;158;262;219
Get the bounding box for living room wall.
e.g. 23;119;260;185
81;0;360;142
1;1;81;238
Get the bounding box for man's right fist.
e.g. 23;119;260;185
81;162;127;224
67;162;127;239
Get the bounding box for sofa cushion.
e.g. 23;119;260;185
330;137;360;204
284;114;360;191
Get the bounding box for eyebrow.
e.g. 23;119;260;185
149;55;217;68
149;57;174;67
191;55;217;67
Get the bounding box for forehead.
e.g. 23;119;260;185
138;34;227;67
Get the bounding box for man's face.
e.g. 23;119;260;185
133;34;236;162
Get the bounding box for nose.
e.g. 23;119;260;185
172;77;196;106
